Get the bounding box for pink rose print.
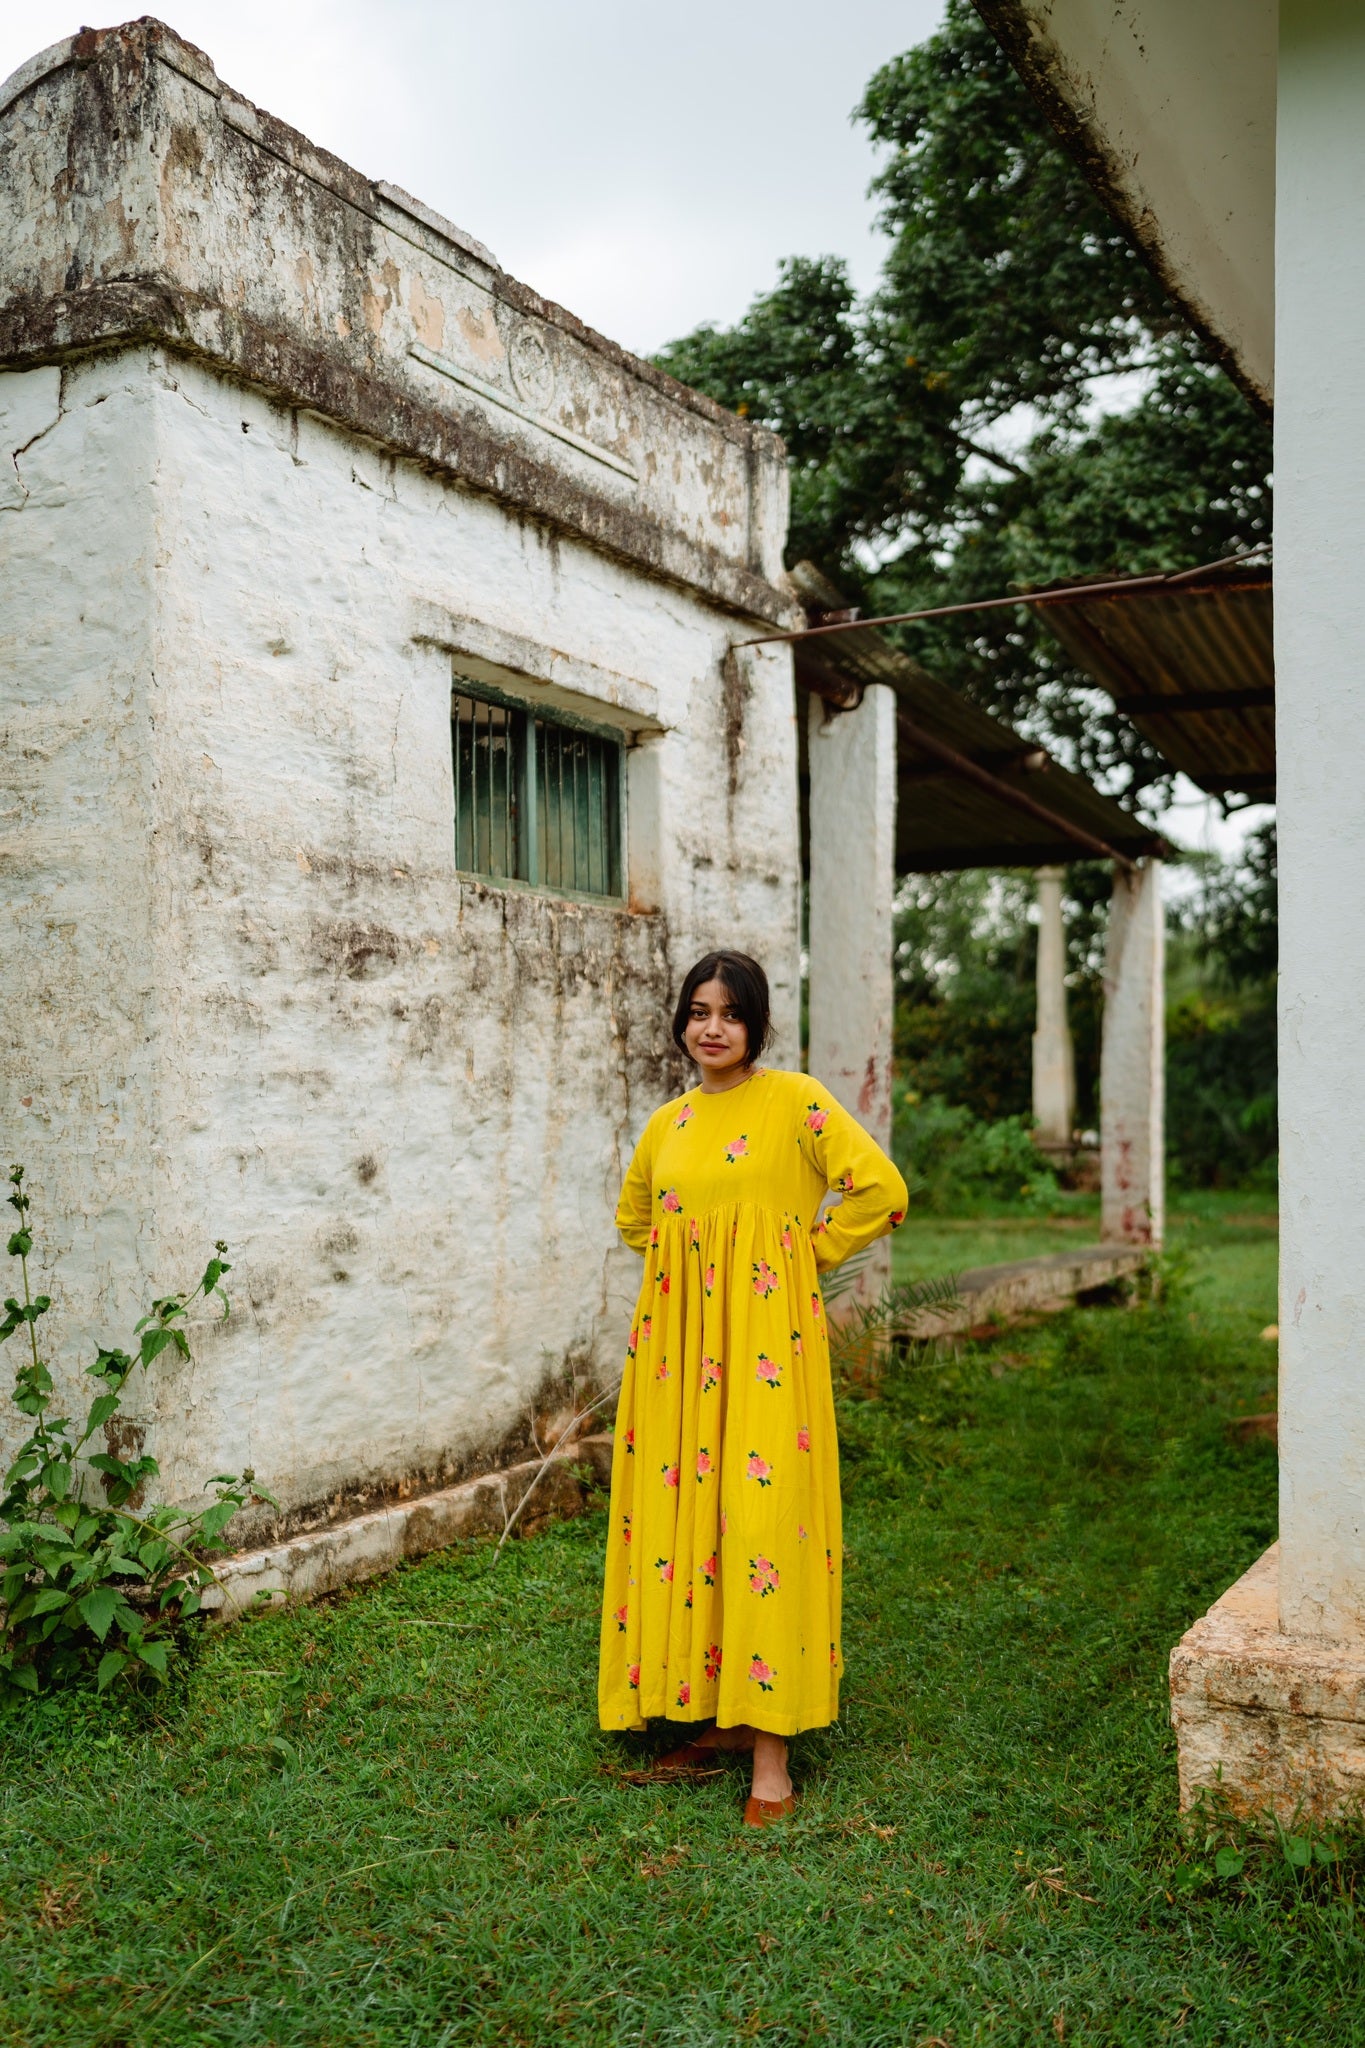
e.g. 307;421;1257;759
700;1552;717;1587
811;1292;823;1322
889;1208;905;1228
790;1328;804;1357
626;1327;638;1360
684;1583;694;1610
704;1643;723;1680
658;1271;671;1295
755;1353;782;1390
641;1315;653;1342
689;1216;700;1251
798;1523;809;1542
701;1355;723;1392
719;1508;728;1536
696;1447;713;1481
748;1555;780;1598
622;1514;632;1546
751;1260;779;1298
703;1263;715;1296
834;1172;855;1193
746;1450;773;1487
780;1223;793;1254
826;1546;835;1576
614;1603;628;1632
627;1663;641;1690
676;1680;691;1708
805;1103;828;1133
649;1224;660;1248
660;1187;682;1214
624;1427;636;1454
655;1556;673;1583
748;1654;776;1693
655;1354;671;1382
662;1462;679;1489
830;1642;839;1666
796;1425;811;1453
673;1103;695;1129
723;1135;749;1165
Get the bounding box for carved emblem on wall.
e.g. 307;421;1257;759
508;322;556;413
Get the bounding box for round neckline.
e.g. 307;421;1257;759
692;1066;769;1100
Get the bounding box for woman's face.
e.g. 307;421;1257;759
683;978;750;1081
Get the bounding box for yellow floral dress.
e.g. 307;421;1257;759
598;1068;908;1738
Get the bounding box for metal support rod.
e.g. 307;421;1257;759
743;548;1270;649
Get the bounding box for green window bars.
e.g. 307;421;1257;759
451;672;625;903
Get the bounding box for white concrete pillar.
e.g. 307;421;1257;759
1100;860;1164;1248
1276;0;1365;1642
1032;865;1076;1154
807;684;897;1294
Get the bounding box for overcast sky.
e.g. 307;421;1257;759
0;1;945;355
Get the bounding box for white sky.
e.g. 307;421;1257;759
0;1;943;356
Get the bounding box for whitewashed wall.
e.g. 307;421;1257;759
0;346;800;1532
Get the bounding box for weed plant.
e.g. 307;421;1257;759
2;1205;1357;2046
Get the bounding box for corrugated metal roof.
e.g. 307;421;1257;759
1030;561;1273;799
790;563;1164;874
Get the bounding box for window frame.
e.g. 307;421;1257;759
450;666;628;908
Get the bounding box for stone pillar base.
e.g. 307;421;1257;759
1170;1543;1365;1824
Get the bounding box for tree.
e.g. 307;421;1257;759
655;0;1273;803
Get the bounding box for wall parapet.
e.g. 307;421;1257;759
0;18;796;626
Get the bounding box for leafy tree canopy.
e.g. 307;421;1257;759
655;0;1273;803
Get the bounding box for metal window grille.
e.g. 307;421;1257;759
451;676;624;901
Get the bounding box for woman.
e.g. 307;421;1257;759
599;950;908;1826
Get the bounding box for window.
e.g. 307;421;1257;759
451;673;624;902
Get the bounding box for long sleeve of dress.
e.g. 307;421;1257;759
614;1116;657;1255
796;1080;909;1274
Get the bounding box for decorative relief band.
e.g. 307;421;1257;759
408;341;639;483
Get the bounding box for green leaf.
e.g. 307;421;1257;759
29;1587;71;1617
1214;1846;1244;1879
140;1327;174;1368
10;1662;39;1693
43;1459;71;1502
136;1639;169;1676
84;1394;120;1433
197;1501;238;1541
1283;1835;1313;1869
106;1553;148;1578
76;1586;120;1641
7;1229;32;1257
96;1650;129;1692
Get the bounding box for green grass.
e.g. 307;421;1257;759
5;1204;1359;2047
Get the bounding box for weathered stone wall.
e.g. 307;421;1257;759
0;25;801;1537
0;21;792;623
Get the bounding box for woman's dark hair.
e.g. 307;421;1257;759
672;951;771;1065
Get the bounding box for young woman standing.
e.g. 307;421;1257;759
599;951;908;1826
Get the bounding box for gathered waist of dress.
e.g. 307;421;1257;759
652;1196;814;1229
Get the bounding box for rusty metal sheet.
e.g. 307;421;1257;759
1031;564;1273;799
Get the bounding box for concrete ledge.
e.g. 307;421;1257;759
913;1243;1148;1339
1170;1543;1365;1824
204;1433;613;1624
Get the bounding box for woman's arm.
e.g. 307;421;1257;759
614;1115;657;1255
796;1081;909;1273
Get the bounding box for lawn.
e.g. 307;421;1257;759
5;1197;1359;2048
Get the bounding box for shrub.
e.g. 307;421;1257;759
0;1166;269;1701
892;1083;1060;1213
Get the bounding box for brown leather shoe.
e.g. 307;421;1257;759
743;1792;799;1828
